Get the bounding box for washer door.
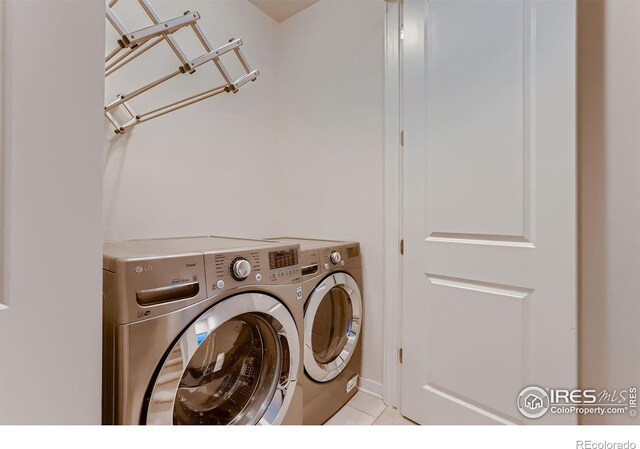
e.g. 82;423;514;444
304;272;362;382
146;293;299;425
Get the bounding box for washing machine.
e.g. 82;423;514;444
267;238;363;425
102;236;304;425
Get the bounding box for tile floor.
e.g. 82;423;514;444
324;391;417;425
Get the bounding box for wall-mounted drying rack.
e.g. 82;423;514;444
104;0;259;134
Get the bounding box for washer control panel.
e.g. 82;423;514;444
204;244;301;296
113;253;207;324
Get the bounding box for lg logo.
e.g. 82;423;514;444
135;265;152;273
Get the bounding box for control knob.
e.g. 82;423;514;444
330;251;342;265
230;257;252;281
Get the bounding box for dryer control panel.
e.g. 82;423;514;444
204;244;301;296
297;242;361;278
319;243;361;273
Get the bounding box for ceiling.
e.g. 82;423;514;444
249;0;320;23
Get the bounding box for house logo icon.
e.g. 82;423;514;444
525;393;543;409
517;386;550;419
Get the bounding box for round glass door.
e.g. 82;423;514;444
311;287;353;365
304;272;362;382
145;293;299;425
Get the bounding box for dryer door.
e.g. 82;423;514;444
304;272;362;382
145;293;299;425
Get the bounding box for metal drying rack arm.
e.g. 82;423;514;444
104;0;260;134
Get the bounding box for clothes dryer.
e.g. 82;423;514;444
266;238;363;425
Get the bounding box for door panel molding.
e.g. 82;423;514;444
425;273;534;300
426;232;535;248
522;0;537;244
423;0;540;243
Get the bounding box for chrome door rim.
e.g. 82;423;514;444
304;272;362;382
146;293;300;425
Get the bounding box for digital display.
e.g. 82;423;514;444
269;249;298;269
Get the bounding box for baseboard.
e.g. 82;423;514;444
358;376;383;400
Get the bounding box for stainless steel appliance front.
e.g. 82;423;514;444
103;237;303;425
266;237;364;425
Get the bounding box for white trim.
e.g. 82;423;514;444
358;376;384;400
0;0;5;310
383;0;402;408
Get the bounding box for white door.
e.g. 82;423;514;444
401;0;576;424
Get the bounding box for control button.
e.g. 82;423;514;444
279;270;285;278
341;260;345;266
230;257;252;281
296;287;303;300
270;273;277;281
216;280;225;289
330;251;342;265
255;273;262;281
324;263;330;270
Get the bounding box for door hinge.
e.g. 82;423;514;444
400;239;404;255
400;130;404;146
399;347;403;364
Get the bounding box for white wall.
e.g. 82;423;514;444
104;0;283;240
0;0;104;424
578;0;640;425
276;0;386;392
104;0;387;391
